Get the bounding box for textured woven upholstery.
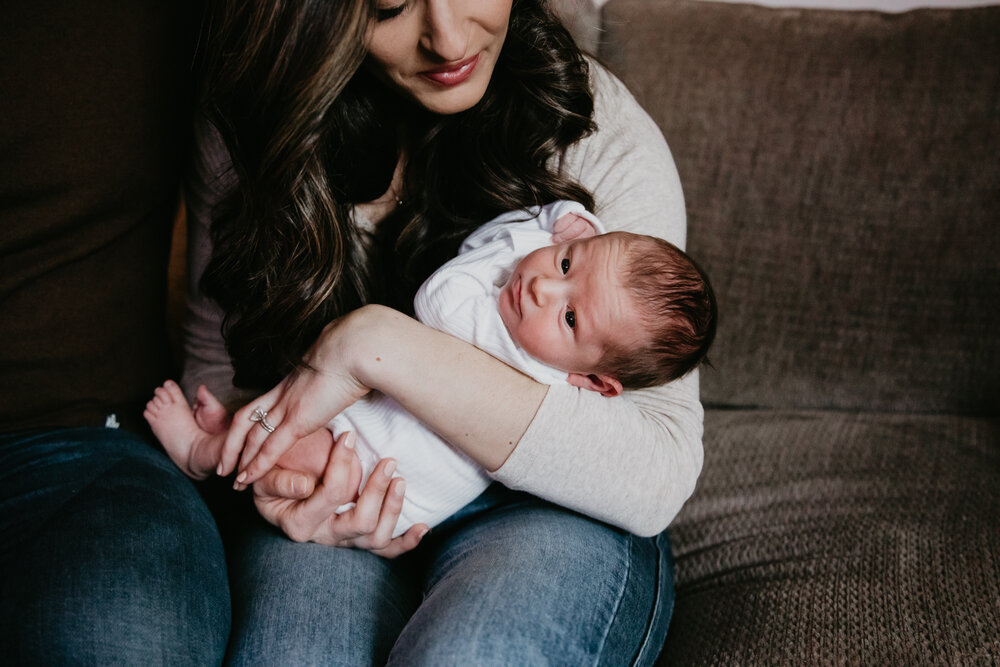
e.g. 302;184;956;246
602;1;1000;415
594;1;999;663
668;410;998;663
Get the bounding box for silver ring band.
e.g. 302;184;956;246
249;407;276;433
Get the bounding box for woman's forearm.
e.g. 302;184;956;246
338;304;702;536
339;304;548;471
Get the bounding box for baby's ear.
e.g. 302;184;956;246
567;373;623;397
551;213;599;243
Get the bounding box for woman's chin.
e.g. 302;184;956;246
410;80;491;115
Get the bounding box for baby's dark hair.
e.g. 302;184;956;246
597;232;717;389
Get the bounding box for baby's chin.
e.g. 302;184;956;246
496;281;518;335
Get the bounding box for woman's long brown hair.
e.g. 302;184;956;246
202;0;596;389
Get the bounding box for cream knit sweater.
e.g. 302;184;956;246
181;61;703;537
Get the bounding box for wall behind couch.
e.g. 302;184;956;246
557;0;1000;53
694;0;999;10
584;0;1000;8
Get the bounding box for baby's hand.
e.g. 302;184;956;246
551;212;599;243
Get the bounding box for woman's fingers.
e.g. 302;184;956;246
351;476;407;551
309;455;403;547
342;457;398;537
219;383;282;478
235;417;297;488
287;432;364;533
219;402;259;478
331;475;425;558
253;432;362;544
254;467;316;500
250;434;420;556
367;523;430;559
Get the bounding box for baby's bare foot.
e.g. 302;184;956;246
193;384;231;434
144;380;223;479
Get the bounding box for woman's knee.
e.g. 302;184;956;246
391;504;675;666
0;429;230;663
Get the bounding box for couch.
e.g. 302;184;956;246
165;1;999;661
557;0;999;663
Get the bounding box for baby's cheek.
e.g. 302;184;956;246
519;328;561;368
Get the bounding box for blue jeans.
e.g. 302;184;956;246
0;427;230;664
1;428;674;664
224;484;676;666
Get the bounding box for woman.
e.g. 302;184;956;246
183;0;702;662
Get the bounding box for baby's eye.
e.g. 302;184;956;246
565;310;576;328
561;258;571;274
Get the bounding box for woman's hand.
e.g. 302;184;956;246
218;314;372;488
253;431;428;557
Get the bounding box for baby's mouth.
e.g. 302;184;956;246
513;275;523;316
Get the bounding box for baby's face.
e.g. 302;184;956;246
498;232;644;374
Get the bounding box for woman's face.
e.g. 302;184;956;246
367;0;514;115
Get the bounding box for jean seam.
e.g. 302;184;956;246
592;532;633;667
631;535;665;666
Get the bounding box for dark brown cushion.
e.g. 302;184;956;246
667;409;999;663
601;0;1000;415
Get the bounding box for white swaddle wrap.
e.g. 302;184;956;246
332;201;605;535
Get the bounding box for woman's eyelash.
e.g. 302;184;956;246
376;3;407;22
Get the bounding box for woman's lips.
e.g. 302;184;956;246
420;53;480;86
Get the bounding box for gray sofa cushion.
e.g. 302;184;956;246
665;409;999;663
601;1;1000;415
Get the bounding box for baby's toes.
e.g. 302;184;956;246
143;403;161;423
162;380;186;403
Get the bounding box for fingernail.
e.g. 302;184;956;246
236;471;247;484
394;480;406;497
344;432;355;450
292;476;304;496
384;460;396;477
216;463;223;476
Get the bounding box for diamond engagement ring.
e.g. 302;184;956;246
249;407;276;433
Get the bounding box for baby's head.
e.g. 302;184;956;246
498;231;716;396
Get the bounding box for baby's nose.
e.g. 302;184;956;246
531;276;560;304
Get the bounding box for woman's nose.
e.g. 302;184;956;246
420;0;469;62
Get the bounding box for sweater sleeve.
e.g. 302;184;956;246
490;62;704;536
180;118;255;411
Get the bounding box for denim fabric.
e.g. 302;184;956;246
223;516;422;666
224;484;675;666
0;427;230;664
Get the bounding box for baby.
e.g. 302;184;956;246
146;200;716;535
